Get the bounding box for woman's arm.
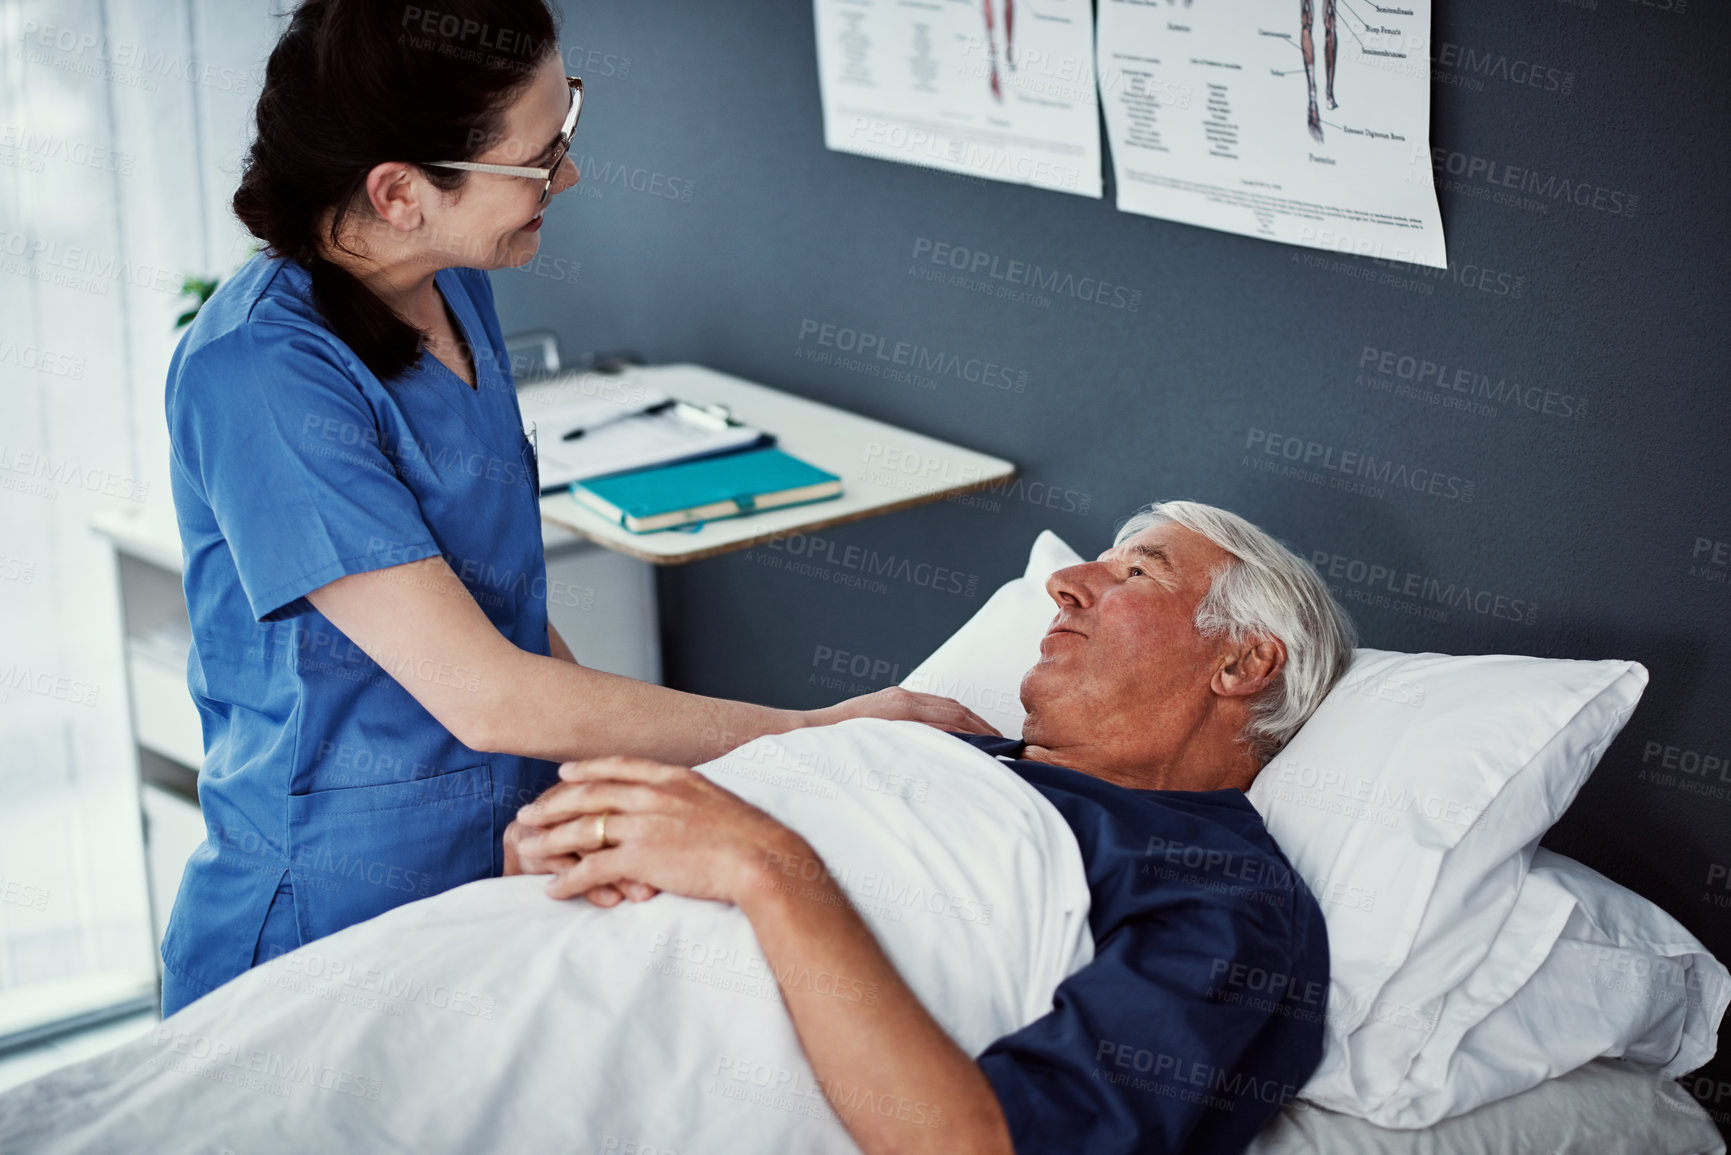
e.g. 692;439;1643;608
516;757;1016;1155
306;556;994;767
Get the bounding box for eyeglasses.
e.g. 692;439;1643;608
425;76;582;206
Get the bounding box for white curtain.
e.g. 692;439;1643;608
0;0;283;1039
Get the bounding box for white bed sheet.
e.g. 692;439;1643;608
0;720;1093;1154
1248;1058;1725;1155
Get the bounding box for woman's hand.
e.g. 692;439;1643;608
513;756;807;906
505;807;638;907
805;687;1001;737
503;816;571;875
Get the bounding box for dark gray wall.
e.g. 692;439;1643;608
494;0;1731;1126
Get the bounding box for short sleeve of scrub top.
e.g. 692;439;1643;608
173;318;443;622
161;255;557;1004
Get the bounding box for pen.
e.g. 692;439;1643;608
562;398;676;441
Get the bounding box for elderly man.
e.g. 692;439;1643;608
508;500;1355;1155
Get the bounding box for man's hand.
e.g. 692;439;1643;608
806;687;1001;737
514;756;803;905
518;755;1014;1154
508;688;998;905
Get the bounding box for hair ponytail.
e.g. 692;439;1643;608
232;0;558;380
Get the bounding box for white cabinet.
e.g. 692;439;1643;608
92;506;666;953
139;785;205;951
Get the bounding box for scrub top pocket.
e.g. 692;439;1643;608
286;762;495;941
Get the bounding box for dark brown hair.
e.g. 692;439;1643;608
233;0;558;380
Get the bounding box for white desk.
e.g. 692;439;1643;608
526;363;1016;564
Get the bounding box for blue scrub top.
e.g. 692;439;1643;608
161;252;558;998
954;734;1329;1155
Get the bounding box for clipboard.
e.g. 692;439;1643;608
528;397;773;493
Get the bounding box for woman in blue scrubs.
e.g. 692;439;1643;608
160;0;990;1016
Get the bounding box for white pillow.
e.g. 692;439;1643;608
904;529;1662;1125
902;529;1081;738
1253;650;1648;1119
1384;848;1731;1128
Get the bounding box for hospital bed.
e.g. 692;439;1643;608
0;529;1723;1153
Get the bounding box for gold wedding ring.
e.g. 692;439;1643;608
592;811;610;851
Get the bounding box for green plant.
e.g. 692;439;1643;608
174;275;221;329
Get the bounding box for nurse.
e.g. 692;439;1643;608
160;0;991;1016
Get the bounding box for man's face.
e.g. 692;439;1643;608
1019;521;1236;756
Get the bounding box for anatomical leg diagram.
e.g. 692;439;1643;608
1301;0;1338;141
982;0;1013;100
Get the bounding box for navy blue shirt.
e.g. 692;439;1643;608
955;734;1328;1155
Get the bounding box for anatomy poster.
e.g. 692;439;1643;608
1097;0;1446;267
813;0;1102;198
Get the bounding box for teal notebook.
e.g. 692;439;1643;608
571;447;843;533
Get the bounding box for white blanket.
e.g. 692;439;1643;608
0;719;1093;1154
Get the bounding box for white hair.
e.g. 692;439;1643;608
1115;500;1356;764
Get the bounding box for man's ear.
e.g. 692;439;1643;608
361;161;428;233
1212;636;1286;700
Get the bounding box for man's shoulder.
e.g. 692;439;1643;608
1133;789;1299;889
950;733;1315;912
